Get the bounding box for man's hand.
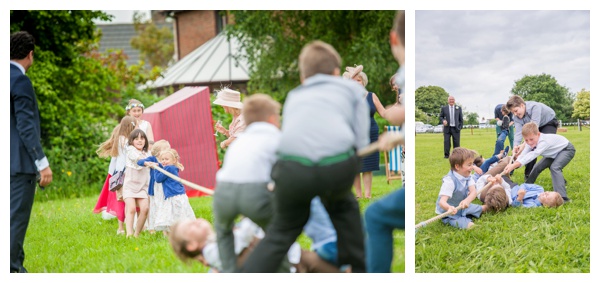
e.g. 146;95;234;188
39;166;53;187
443;120;447;126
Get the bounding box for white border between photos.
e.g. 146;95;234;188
4;1;596;283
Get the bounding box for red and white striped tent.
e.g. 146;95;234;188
143;86;218;197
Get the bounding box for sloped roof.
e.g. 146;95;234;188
145;32;250;89
97;23;173;66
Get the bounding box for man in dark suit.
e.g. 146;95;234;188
10;31;53;273
439;96;463;158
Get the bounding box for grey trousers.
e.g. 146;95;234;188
526;143;576;199
213;181;274;272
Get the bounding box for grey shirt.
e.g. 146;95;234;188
278;74;370;162
513;101;555;145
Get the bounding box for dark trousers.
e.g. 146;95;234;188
365;188;405;272
10;173;37;273
526;143;575;199
524;119;558;178
444;127;461;157
239;156;366;272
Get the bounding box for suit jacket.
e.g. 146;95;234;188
10;63;45;175
439;104;463;133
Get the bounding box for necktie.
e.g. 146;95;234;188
450;106;455;127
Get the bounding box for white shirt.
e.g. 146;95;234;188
439;171;475;197
516;133;570;166
216;122;280;183
108;136;127;174
475;174;513;205
203;218;301;272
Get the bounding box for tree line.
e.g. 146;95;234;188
415;73;590;125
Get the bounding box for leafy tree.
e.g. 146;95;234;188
226;11;399;105
465;111;479;125
415;85;449;117
510;73;574;121
11;10;162;200
10;10;111;66
415;108;429;123
130;11;175;68
572;88;590;120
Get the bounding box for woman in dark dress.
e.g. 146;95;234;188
344;65;390;199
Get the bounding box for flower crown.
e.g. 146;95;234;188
126;103;145;111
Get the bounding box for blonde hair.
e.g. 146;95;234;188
169;221;201;264
224;106;242;116
160;148;184;171
126;99;145;114
96;116;137;158
169;218;216;264
242;94;281;125
449;147;474;171
484;185;509;212
543;192;565;208
359;72;368;87
299;40;341;81
506;95;525;111
151;139;171;157
522;122;540;137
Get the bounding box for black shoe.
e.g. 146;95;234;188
503;146;510;157
444;156;449;159
562;197;571;203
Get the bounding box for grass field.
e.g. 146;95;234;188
414;127;590;272
24;174;404;273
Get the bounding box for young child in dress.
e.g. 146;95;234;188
169;217;340;273
123;129;151;237
153;148;196;233
95;116;138;235
213;93;282;272
436;147;489;229
503;122;576;202
138;139;171;234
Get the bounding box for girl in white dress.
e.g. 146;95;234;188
153;149;196;232
126;99;154;143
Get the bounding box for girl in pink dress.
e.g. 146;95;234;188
123;129;151;238
94;116;137;234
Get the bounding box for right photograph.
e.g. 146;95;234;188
414;10;590;272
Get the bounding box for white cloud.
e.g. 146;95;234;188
416;10;590;120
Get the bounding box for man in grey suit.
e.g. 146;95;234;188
10;31;53;273
439;96;463;158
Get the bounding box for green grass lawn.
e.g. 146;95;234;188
415;127;590;272
24;175;404;273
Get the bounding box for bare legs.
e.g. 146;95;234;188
124;198;150;237
353;172;373;199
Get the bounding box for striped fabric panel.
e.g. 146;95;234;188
386;126;403;172
144;87;219;197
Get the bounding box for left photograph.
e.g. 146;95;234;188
10;10;405;273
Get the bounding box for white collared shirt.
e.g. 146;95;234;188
216;122;281;183
439;170;474;197
516;133;570;166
